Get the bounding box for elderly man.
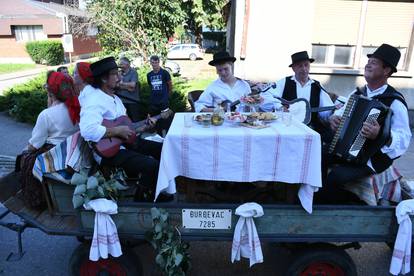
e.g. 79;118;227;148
316;44;412;204
80;57;163;201
195;51;274;112
116;57;140;122
269;51;334;139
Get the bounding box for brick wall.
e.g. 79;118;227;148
73;35;101;56
0;36;30;58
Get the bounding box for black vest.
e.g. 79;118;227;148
357;85;407;173
282;76;323;129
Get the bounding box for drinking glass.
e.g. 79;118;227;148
184;114;192;128
282;110;292;126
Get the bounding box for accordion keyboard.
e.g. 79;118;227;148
348;108;381;157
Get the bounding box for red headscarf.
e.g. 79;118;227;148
47;72;80;125
76;62;93;84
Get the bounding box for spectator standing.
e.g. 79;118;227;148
116;57;140;122
147;55;172;113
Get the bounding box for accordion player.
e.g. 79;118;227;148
328;89;393;167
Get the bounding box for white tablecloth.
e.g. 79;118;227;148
155;113;322;213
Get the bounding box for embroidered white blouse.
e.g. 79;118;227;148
29;103;79;149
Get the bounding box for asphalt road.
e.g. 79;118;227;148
1;72;414;275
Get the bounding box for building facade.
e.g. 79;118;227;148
0;0;100;63
227;0;414;110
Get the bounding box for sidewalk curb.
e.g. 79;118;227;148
0;70;44;82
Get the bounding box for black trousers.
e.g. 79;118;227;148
100;137;162;191
124;103;141;122
314;146;375;204
149;104;173;137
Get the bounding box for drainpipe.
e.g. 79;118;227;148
353;0;368;69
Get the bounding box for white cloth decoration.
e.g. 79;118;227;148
390;199;414;275
84;199;122;261
231;202;264;267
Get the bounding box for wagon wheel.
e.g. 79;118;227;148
68;243;143;276
286;247;357;276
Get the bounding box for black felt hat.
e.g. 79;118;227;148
208;51;237;66
367;44;401;73
90;57;119;77
289;51;315;67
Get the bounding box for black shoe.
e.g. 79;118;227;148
156;193;174;203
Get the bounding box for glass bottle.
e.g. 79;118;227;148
211;100;224;126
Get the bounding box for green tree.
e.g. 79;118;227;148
88;0;185;60
181;0;227;45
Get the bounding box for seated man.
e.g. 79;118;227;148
269;51;334;140
195;51;274;112
79;57;163;201
316;44;412;204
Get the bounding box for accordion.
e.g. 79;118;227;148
328;92;392;164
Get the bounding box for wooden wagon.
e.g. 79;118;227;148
0;171;409;276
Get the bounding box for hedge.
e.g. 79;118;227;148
26;40;64;65
0;73;48;124
0;66;198;124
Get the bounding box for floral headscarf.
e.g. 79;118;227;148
76;62;93;83
47;72;80;125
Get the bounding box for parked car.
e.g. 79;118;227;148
164;60;180;76
167;43;204;61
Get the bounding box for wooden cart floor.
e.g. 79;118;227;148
3;191;81;236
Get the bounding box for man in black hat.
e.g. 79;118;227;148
79;56;163;201
269;51;334;138
195;51;274;112
316;44;412;204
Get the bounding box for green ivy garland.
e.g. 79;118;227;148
146;207;191;276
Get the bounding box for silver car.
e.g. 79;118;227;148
164;60;180;76
167;43;204;61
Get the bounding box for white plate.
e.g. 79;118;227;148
182;209;232;230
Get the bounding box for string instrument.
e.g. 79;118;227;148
276;97;337;125
94;110;173;158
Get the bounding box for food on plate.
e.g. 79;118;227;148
194;114;212;122
226;111;246;123
248;112;277;121
240;94;264;105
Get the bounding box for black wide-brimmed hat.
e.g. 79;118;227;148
289;51;315;67
208;51;237;66
90;57;119;77
367;44;401;73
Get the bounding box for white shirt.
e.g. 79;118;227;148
268;76;334;120
79;87;126;143
195;78;275;112
78;84;95;107
334;84;412;169
29;103;79;149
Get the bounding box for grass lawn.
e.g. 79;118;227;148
186;77;214;91
0;64;36;75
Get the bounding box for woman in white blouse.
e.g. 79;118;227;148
21;71;80;209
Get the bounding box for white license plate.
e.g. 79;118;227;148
182;209;232;230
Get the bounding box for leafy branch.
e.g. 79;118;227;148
146;208;191;276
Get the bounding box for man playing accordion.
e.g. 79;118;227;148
316;44;412;204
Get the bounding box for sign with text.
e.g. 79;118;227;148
182;209;232;230
62;34;74;53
